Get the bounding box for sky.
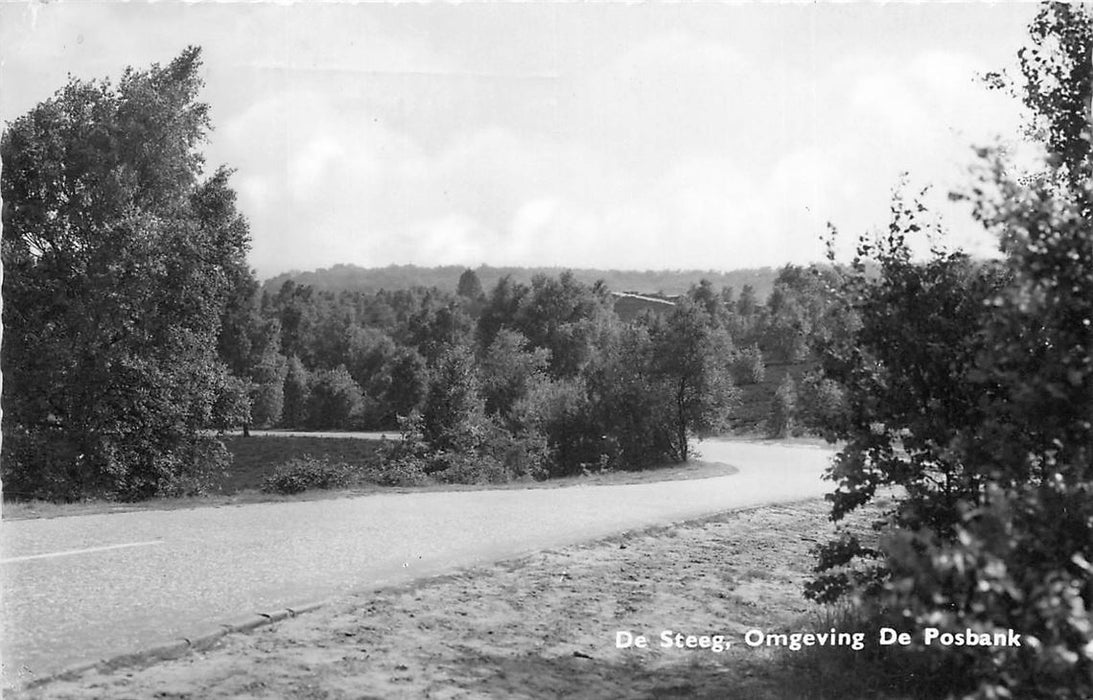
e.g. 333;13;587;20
0;2;1042;280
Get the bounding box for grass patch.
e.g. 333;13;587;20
2;436;743;520
218;435;383;494
730;360;814;434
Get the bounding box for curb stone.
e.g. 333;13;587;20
287;601;324;616
219;613;272;634
184;628;230;652
263;608;293;623
19;601;328;692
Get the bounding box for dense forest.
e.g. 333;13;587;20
215;263;843;484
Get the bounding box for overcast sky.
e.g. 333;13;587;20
1;3;1040;280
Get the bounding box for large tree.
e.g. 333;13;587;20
648;300;739;462
1;47;253;500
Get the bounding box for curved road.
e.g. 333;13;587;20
1;440;833;689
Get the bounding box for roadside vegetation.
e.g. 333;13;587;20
790;4;1093;698
2;433;737;520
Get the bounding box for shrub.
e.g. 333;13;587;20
376;400;551;486
513;376;600;476
370;455;430;487
797;371;848;438
260;455;353;494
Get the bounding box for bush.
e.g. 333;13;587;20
376;404;550;486
874;485;1093;699
260;455;353;494
514;376;601;476
797;371;848;438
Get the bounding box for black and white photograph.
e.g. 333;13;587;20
1;2;1090;698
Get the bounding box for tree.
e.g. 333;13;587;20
806;6;1093;696
344;325;398;389
581;323;674;471
377;347;429;427
806;198;1011;592
281;356;312;428
306;366;364;430
796;370;847;439
403;289;473;365
767;374;797;438
211;372;253;434
248;347;287;428
687;278;731;326
479;329;551;423
648;300;739;462
456;268;485;300
1;47;250;500
735;284;759;317
476;275;528;350
514;272;616;378
420;344;486;455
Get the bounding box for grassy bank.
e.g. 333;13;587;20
2;435;741;520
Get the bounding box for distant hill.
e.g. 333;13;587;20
262;264;782;300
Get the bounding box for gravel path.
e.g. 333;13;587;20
1;440;832;690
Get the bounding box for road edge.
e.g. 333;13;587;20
16;601;328;693
13;496;828;694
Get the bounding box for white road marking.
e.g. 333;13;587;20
1;540;164;564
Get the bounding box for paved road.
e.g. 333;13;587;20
218;429;398;440
1;440;833;689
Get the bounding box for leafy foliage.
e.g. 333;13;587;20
280;355;312;428
305;365;365;430
806;5;1093;697
648;299;739;461
478;329;551;423
1;47;250;500
260;455;354;495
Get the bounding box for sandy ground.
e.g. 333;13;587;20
19;499;847;700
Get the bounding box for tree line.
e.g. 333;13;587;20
262;262;782;300
215;264;837;484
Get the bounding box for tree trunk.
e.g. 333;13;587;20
677;379;688;462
